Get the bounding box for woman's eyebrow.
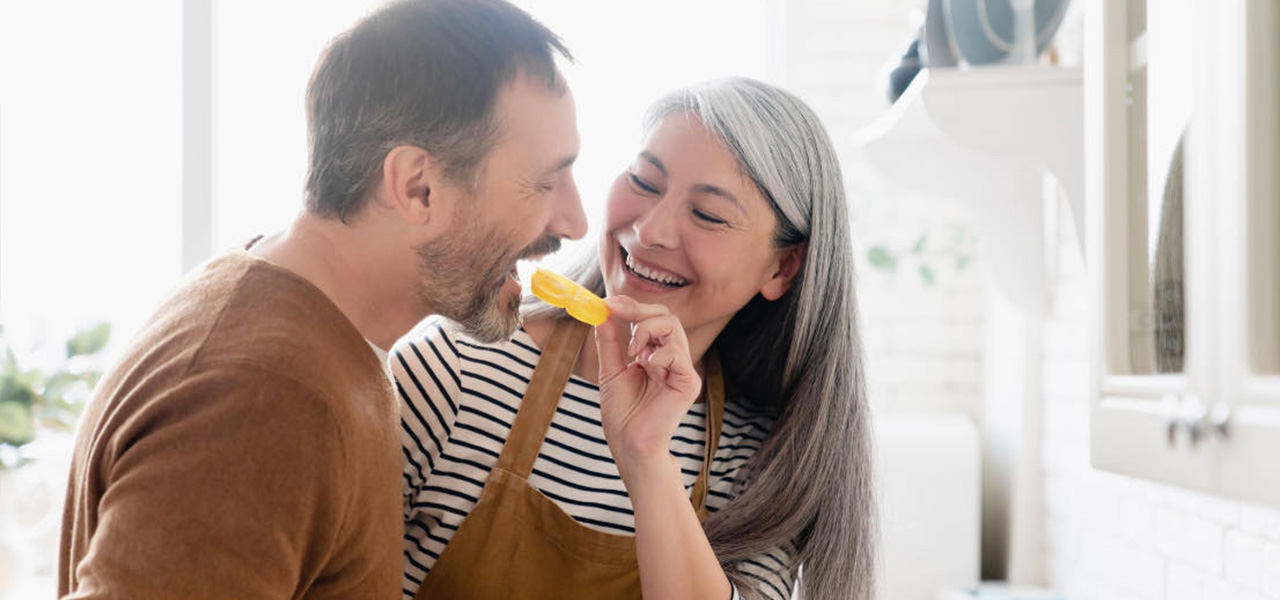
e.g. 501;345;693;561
640;150;744;211
692;184;743;211
639;151;668;176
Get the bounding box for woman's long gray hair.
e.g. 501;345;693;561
525;77;875;600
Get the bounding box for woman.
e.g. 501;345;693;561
393;77;874;600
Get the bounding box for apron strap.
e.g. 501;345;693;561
497;319;591;478
497;318;725;515
691;351;725;515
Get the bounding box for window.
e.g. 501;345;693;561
0;1;182;345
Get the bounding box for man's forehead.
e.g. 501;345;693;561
490;75;579;168
492;69;572;121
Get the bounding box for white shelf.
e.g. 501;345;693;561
853;66;1084;316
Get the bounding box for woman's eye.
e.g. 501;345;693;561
628;173;659;194
693;210;727;225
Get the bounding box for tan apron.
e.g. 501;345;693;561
415;319;725;600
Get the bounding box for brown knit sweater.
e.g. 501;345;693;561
58;248;402;600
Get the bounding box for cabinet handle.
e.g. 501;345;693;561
1207;402;1231;439
1163;394;1181;448
1183;393;1208;446
1163;394;1231;449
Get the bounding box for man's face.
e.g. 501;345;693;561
416;73;586;343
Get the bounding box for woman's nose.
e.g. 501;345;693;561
633;197;680;249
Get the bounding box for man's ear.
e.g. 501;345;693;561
381;145;437;225
760;242;807;301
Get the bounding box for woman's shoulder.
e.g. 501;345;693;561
395;315;545;369
718;397;777;442
393;315;461;367
519;317;556;351
398;314;460;344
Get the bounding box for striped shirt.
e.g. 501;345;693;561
394;316;798;600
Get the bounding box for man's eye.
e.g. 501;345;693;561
628;173;658;194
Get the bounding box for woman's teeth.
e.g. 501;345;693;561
625;253;688;287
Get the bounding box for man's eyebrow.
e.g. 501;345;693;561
692;183;743;211
639;151;667;176
544;153;578;175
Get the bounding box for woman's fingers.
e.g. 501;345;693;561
597;295;697;394
628;315;683;357
637;344;700;395
604;295;671;322
593;320;628;379
601;295;688;358
596;296;662;379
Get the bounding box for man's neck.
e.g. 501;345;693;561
250;214;418;350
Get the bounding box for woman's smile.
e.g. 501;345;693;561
620;246;690;289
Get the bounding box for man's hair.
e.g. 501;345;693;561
304;0;572;221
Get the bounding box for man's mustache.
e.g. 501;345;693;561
515;235;562;261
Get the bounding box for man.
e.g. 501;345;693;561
58;0;585;598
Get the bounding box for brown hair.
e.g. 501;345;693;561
304;0;572;222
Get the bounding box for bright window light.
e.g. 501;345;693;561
0;0;182;346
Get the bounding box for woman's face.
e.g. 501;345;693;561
599;112;802;345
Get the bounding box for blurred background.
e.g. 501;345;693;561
3;1;1278;599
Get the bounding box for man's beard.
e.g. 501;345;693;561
415;209;561;344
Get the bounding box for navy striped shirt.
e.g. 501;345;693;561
393;316;798;600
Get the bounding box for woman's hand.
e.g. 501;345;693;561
594;296;701;477
594;296;733;600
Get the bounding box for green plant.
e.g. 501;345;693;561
865;225;976;286
0;323;110;468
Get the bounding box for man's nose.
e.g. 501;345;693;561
547;177;588;241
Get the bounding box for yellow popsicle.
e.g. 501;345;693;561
530;268;610;326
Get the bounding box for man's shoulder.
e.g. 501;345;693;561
97;251;390;432
191;254;380;391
